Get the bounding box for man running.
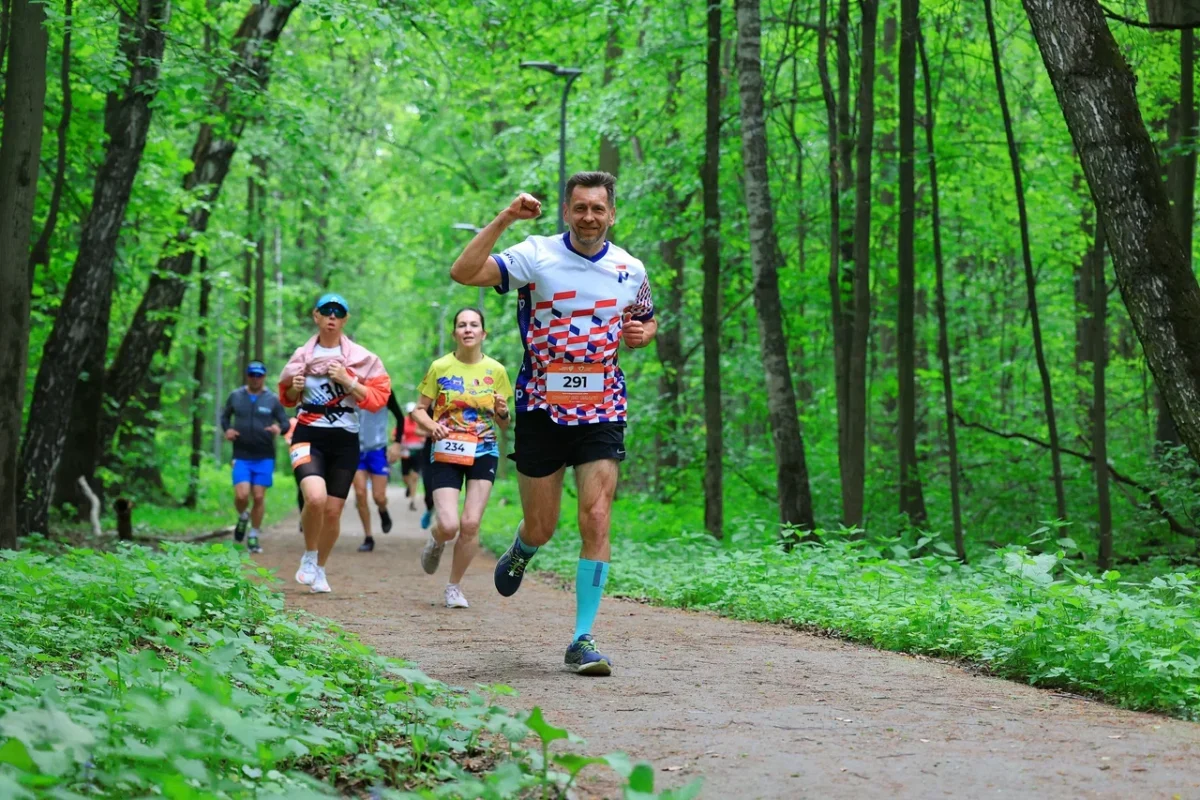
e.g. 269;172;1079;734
221;360;290;553
449;171;657;675
352;393;400;552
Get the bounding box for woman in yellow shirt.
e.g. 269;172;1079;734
411;307;513;608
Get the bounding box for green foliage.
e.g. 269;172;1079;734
482;482;1200;720
0;544;688;798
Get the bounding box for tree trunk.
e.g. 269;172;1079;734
598;6;622;178
19;0;169;536
735;0;816;533
1090;224;1113;570
0;0;48;548
702;0;724;540
53;334;107;518
98;0;299;457
1157;30;1195;449
240;171;254;369
898;0;927;525
919;26;966;561
831;0;857;523
253;155;267;361
28;0;72;277
186;255;211;509
986;0;1066;520
1022;0;1200;473
844;0;879;528
655;63;686;492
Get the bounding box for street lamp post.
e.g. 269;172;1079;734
452;223;487;307
519;61;582;233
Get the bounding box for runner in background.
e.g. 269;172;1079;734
221;360;289;553
399;402;427;511
279;293;391;593
411;307;512;609
449;172;657;674
354;392;407;552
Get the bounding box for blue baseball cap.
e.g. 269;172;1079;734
246;361;267;376
315;293;349;313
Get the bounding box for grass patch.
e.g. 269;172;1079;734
0;543;698;798
481;481;1200;720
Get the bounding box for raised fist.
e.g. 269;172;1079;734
504;192;542;221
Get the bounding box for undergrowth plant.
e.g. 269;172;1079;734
0;543;696;799
482;482;1200;720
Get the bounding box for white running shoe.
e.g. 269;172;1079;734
295;552;317;585
310;566;331;593
421;535;445;575
445;583;469;608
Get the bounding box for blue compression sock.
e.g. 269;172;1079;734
574;559;610;641
515;533;539;557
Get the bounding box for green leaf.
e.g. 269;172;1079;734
0;737;35;773
525;707;568;746
627;762;655;792
551;752;607;777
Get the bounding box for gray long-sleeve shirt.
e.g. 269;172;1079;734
221;386;290;461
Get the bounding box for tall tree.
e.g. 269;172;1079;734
897;0;927;524
240;171;255;370
844;0;880;527
1089;225;1113;569
28;0;72;274
96;0;299;458
253;155;267;361
735;0;815;532
919;26;966;561
19;0;169;536
186;255;211;509
655;62;687;492
985;0;1066;520
830;0;858;523
0;0;48;547
598;5;622;178
1156;29;1196;448
702;0;724;539
1022;0;1200;471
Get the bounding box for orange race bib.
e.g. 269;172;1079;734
433;432;479;466
545;362;605;405
289;442;312;468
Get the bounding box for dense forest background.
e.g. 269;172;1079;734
6;0;1200;570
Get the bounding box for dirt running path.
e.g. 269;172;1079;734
256;486;1200;799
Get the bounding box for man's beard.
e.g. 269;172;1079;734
571;222;608;246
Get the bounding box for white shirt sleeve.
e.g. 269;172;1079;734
492;237;539;294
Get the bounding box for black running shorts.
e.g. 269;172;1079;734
425;454;499;492
510;409;625;478
289;425;359;500
400;456;420;477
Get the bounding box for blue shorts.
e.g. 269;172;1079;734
232;458;275;487
357;447;389;476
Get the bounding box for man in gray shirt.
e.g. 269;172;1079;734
221;361;289;552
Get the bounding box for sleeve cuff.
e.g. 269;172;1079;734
632;309;655;322
493;255;510;295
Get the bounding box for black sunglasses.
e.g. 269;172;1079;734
317;304;347;319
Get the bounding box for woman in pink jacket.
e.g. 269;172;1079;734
278;293;391;593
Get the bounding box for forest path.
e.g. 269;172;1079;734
255;486;1200;800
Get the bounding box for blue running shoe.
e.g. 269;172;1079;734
564;634;612;676
420;509;432;530
494;536;534;597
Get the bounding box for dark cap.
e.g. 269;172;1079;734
246;361;267;376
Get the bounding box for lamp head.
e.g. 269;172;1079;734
520;60;559;73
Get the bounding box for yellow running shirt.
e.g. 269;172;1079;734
417;353;513;458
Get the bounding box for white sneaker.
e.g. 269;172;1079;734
421;535;445;575
295;552;317;585
445;583;469;608
310;566;331;593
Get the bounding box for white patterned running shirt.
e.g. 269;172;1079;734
492;232;655;425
